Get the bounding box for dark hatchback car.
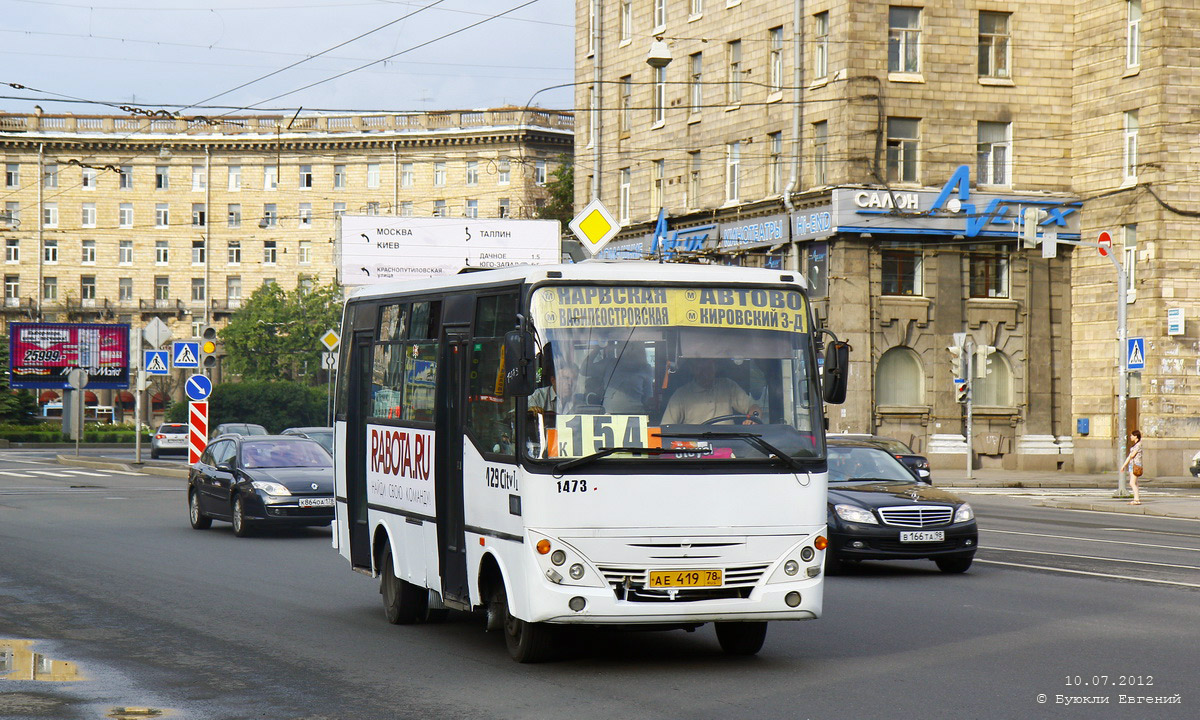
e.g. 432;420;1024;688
833;433;931;482
281;426;334;455
188;435;334;537
210;422;268;440
825;439;977;573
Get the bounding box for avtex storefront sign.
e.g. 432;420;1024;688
833;165;1081;239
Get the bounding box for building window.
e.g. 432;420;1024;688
498;198;510;218
619;75;633;134
155;276;169;303
119;165;133;189
43;203;58;228
688;151;701;207
5;238;18;263
44;163;58;188
433;200;447;217
263;240;277;265
726;40;743;104
334;164;346;189
263;165;278;191
465;161;479;186
881;247;922;296
1127;0;1142;68
814;11;829;79
691;0;704;16
974;351;1013;406
433;162;446;187
262;203;277;228
399;163;413;188
119;278;133;301
299;164;313;188
653;65;667;125
465;199;478;218
81;167;97;190
81;239;96;264
5;163;18;187
620;0;632;41
535;160;547;185
155;203;169;227
365;201;380;216
43;238;57;263
1123;224;1137;303
192;239;206;265
227;276;242;304
4;274;18;304
399;201;413;217
725;142;741;202
650;159;664;211
298;203;312;227
888;6;921;74
119;240;133;265
886;117;919;183
813;121;829;185
768;131;783;195
192;203;206;227
81;203;96;228
969;248;1009;298
334;202;346;217
227;203;241;228
619;168;631;222
228;164;241;191
768;26;784;93
4;202;18;229
155;240;169;264
1124;110;1139;182
43;277;57;301
876;347;924;406
298;240;312;265
689;52;703;114
977;122;1011;186
119;203;133;228
188;278;204;302
497;159;511;185
227;240;241;265
367;162;381;189
191;165;206;191
155;165;169;190
653;0;666;30
978;11;1011;78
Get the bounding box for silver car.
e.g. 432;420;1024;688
151;423;189;459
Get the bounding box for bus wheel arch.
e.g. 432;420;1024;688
477;552;507;632
372;525;392;575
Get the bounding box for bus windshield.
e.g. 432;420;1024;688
524;284;824;465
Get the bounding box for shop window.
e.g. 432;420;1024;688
876;347;924;406
969;249;1009;298
881;247;922;296
974;350;1014;406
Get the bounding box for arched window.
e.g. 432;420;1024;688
876;346;924;406
974;350;1014;406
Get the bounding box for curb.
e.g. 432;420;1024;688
1034;498;1199;519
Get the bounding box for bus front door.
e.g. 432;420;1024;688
345;331;373;570
436;326;470;606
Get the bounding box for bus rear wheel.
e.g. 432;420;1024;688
714;621;768;656
497;586;556;663
380;549;423;625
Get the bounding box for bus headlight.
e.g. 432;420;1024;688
783;560;799;576
551;550;566;566
569;563;585;580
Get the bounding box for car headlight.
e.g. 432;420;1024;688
954;503;974;523
251;480;291;497
834;504;877;524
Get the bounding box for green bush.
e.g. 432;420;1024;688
210;380;328;432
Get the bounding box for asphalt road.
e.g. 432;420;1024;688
1;453;1197;720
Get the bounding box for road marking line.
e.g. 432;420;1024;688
976;559;1200;589
61;470;107;477
26;470;67;477
0;470;30;477
982;546;1200;571
982;528;1200;553
0;457;53;465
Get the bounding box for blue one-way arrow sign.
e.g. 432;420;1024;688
1127;337;1145;370
185;374;213;401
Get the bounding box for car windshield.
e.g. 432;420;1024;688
523;284;823;464
306;431;333;453
828;446;917;483
240;440;333;469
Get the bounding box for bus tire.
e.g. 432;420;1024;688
188;490;212;530
498;587;555;663
715;621;768;656
380;549;422;625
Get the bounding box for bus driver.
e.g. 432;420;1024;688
660;358;761;425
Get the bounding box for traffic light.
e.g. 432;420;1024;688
975;345;996;379
199;326;218;369
1021;207;1039;250
955;377;968;404
947;345;967;380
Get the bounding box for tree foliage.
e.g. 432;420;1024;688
209;380;328;432
220;282;342;383
0;336;38;424
536;154;574;227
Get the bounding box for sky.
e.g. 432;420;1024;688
1;0;577;117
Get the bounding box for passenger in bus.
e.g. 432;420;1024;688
659;358;761;425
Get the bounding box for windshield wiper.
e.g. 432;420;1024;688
654;431;809;471
552;446;676;473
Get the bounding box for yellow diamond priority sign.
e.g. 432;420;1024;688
320;329;341;352
569;199;622;257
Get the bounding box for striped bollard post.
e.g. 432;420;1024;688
189;401;208;465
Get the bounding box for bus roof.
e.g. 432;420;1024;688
347;261;807;301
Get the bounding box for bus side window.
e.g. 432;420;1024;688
466;340;514;456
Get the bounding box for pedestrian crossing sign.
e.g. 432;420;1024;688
1127;337;1145;370
145;350;169;375
173;341;200;368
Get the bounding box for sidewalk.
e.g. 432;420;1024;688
935;467;1200;521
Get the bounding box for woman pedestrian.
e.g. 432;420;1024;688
1118;429;1144;505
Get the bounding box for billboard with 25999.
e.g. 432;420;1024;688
7;323;131;389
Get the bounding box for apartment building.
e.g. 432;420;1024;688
1;108;572;409
575;1;1194;472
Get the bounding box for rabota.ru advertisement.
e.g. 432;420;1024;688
366;424;436;516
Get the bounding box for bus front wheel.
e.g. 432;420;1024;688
381;549;423;625
497;586;556;663
714;621;768;656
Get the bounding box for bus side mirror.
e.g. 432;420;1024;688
503;330;537;397
822;340;850;404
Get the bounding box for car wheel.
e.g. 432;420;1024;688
714;621;768;656
498;582;556;663
188;489;212;530
150;448;159;459
232;496;253;537
935;555;974;574
380;549;423;625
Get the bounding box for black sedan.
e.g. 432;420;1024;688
187;435;335;537
825;440;977;573
833;433;931;482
